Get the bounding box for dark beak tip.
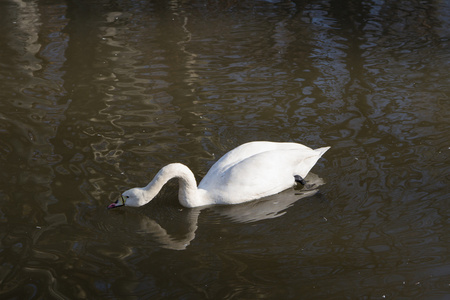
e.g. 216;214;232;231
107;203;116;209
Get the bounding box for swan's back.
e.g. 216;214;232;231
202;141;312;178
198;142;329;205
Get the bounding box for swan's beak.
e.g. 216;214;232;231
107;194;126;209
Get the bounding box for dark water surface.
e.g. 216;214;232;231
0;0;449;298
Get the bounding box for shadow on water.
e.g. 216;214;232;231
0;0;448;298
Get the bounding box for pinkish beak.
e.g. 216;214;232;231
107;195;126;209
107;202;118;209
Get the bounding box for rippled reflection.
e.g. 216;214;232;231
0;0;448;298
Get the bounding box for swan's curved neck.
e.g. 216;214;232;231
143;163;204;208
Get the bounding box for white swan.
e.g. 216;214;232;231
108;141;330;209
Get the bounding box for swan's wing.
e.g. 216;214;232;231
201;148;325;205
200;141;312;186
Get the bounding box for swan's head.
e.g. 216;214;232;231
107;188;146;209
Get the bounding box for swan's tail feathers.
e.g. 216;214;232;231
295;146;330;178
315;146;331;157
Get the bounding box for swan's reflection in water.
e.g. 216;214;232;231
108;173;325;251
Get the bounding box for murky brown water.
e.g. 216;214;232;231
0;0;449;298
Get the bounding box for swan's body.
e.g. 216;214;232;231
108;141;330;209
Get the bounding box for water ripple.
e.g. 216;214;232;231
0;0;448;298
